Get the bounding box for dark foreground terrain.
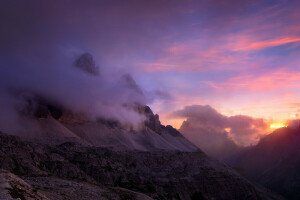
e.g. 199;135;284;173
0;132;283;200
232;127;300;200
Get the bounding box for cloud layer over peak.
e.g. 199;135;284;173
173;105;268;159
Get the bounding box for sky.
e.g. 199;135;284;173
131;0;300;129
1;0;300;145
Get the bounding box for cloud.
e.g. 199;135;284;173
232;37;300;51
0;48;148;134
0;1;181;134
140;46;246;73
173;105;268;152
227;115;267;146
132;0;300;74
174;105;227;130
206;70;300;92
1;0;300;138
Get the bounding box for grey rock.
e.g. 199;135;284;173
0;132;283;200
0;170;49;200
74;53;99;75
0;170;153;200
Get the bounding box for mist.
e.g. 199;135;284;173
0;1;159;135
0;51;148;132
173;105;268;160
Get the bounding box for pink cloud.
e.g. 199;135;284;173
140;63;179;72
173;105;268;148
232;37;300;51
207;70;300;92
139;44;249;73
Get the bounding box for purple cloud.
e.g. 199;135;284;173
173;105;268;150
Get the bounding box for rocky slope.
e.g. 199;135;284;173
232;127;300;200
13;93;198;152
0;132;283;200
0;170;152;200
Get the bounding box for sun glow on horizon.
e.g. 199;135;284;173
270;122;287;129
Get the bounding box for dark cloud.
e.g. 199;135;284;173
173;105;268;159
0;0;266;69
0;0;189;68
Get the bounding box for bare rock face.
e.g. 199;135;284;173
24;176;153;200
74;53;99;75
140;105;182;137
0;170;49;200
15;92;63;120
0;132;283;200
142;106;162;134
0;170;153;200
164;125;182;136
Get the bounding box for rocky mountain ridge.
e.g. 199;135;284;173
0;132;284;200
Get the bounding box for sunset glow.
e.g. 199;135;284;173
270;123;287;129
0;2;299;199
1;0;300;146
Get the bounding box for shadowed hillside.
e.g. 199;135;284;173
233;127;300;200
0;132;283;200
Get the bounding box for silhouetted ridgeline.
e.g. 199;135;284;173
232;127;300;200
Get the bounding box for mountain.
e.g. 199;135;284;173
10;95;198;152
0;169;152;200
0;131;283;200
232;126;300;200
0;93;285;199
0;52;285;199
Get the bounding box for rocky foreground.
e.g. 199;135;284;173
0;170;152;200
0;132;283;200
